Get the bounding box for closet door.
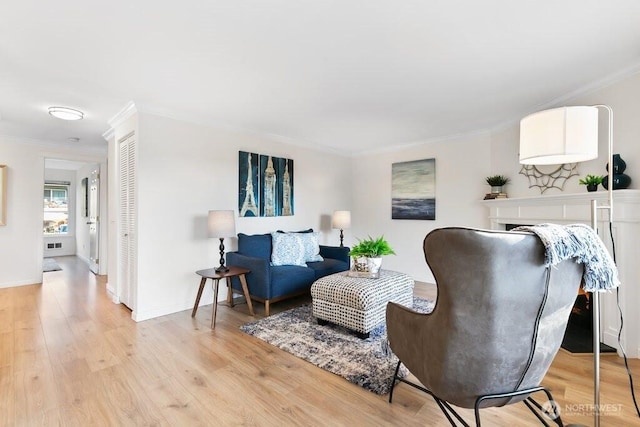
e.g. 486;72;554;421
118;132;136;309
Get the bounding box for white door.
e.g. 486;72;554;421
118;132;136;309
88;168;100;274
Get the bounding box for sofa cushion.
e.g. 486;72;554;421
307;258;350;279
238;233;272;260
270;265;316;296
271;232;307;266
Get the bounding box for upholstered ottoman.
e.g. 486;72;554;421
310;270;414;338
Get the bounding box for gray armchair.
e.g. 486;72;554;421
386;227;583;426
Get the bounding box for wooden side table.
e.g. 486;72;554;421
193;266;254;328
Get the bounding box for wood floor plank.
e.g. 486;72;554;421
1;255;640;426
0;365;16;426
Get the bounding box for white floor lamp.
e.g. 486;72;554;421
520;105;616;427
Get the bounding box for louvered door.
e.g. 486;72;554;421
118;132;136;309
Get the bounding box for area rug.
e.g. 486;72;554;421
43;258;62;272
240;296;434;395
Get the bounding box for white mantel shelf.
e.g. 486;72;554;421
481;189;640;225
481;189;640;358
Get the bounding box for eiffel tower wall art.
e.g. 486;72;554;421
239;151;260;217
239;151;294;217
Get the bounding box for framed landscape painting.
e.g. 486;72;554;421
391;158;436;220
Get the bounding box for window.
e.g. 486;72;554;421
44;184;69;234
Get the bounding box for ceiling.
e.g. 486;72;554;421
2;1;640;156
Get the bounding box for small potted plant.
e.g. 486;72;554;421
579;174;603;192
348;236;395;278
486;175;510;194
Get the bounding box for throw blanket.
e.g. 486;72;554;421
514;223;620;292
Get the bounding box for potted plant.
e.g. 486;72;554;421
348;236;395;278
579;174;603;192
486;175;510;194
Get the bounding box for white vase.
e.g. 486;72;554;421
366;257;383;278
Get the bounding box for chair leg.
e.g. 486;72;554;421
388;361;402;403
524;389;563;426
388;368;470;427
474;387;563;427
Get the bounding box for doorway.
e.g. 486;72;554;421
43;158;103;274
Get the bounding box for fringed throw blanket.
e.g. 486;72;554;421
514;223;620;292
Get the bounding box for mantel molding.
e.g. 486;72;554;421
481;189;640;224
480;189;640;207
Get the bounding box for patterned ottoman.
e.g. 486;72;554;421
310;270;414;338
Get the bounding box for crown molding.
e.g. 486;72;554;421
107;101;137;129
102;127;115;142
0;133;107;156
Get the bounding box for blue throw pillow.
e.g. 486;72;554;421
237;233;272;260
276;228;314;234
270;232;307;266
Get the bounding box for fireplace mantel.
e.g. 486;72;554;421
482;189;640;357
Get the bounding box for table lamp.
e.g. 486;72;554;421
332;210;351;247
208;210;236;273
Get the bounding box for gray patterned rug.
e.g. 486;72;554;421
240;296;434;394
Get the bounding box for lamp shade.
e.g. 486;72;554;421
208;210;236;238
519;106;599;165
332;210;351;229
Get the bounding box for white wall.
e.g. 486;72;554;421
0;139;46;287
124;111;352;321
0;137;107;288
351;134;492;283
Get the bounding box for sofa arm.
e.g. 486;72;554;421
226;252;271;299
319;245;350;265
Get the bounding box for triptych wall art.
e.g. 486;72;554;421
391;158;436;220
238;151;294;217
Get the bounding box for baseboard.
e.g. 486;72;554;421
0;278;42;289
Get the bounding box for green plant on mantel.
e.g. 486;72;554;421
579;174;604;186
486;175;510;186
349;236;396;258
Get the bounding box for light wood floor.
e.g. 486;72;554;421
1;256;639;426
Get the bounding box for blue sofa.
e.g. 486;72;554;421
227;231;350;315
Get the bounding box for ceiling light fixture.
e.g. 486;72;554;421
48;106;84;121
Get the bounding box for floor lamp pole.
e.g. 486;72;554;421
590;200;601;426
590;104;613;427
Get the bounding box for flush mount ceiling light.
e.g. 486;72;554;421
48;106;84;121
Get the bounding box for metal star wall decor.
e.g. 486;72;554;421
519;163;579;194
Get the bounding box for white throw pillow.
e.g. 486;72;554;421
299;232;324;263
271;232;307;266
